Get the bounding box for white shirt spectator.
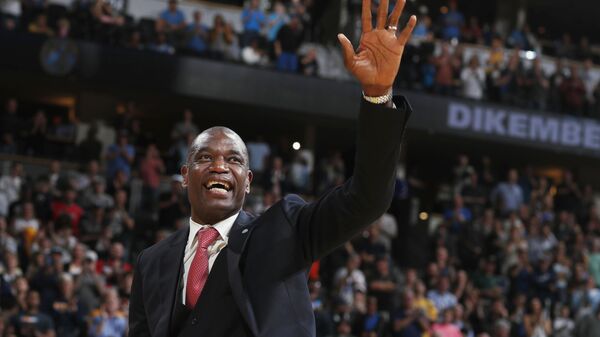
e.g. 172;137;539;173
461;66;486;100
0;0;21;16
427;289;458;312
0;193;8;217
13;218;40;234
0;174;22;205
334;267;367;306
377;213;398;251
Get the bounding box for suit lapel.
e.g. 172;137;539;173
157;227;188;337
227;211;260;336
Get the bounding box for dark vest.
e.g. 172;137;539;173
171;248;252;337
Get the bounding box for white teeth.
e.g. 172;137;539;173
206;180;231;190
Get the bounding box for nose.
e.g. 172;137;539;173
209;157;229;173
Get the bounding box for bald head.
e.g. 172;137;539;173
187;127;249;167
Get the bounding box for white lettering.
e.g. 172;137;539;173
448;103;471;129
561;120;582;146
508;112;528;138
473;107;484;131
584;122;600;150
484;109;506;135
529;116;559;143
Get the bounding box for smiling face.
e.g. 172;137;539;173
181;127;253;225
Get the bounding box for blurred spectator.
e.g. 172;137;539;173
158;174;188;229
157;0;186;34
433;43;460;95
582;59;598;115
241;0;265;47
553;305;574;337
209;15;240;61
105;131;135;181
275;15;303;72
139;144;165;209
8;290;55;337
368;257;399;313
126;31;145;50
555;33;575;59
353;296;384;336
440;0;465;41
432;308;462;337
560;64;587;115
26;109;48;156
13;202;40;235
242;38;269;66
300;47;319;76
265;2;288;44
51;188;84;236
462;16;483;44
246;136;271;176
171;108;198;141
50;273;85;337
444;195;472;234
46;115;77;159
491;169;524;216
82;177;114;211
0;161;24;206
427;276;458;312
334;254;367;306
186;10;209;56
150;32;176;55
87;289;126;337
527;58;550;110
91;0;124;27
28;13;54;36
523;297;552;337
1;98;23;143
461;55;486;100
77;125;103;164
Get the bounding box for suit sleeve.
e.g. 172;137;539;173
128;250;151;337
293;96;412;263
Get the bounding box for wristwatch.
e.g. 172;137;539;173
362;89;393;104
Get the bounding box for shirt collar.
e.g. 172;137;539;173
187;212;239;246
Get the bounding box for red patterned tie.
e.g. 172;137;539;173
186;226;220;309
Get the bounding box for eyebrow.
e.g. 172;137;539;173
192;147;246;161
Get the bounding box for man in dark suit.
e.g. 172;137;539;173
129;0;417;336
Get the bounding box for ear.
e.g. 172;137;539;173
180;165;188;188
245;170;253;194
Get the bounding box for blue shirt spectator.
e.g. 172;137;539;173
265;2;288;42
187;10;209;54
242;0;265;33
159;0;186;31
441;1;465;40
105;133;135;180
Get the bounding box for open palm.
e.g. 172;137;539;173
338;0;417;97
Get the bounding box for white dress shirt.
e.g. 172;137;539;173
181;212;238;305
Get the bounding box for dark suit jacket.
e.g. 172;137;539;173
129;97;412;337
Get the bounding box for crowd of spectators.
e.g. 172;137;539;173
1;0;600;116
2;94;600;337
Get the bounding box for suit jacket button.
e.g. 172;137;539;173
191;317;198;325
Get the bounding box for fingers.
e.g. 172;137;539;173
376;0;389;29
397;15;417;45
337;34;356;68
388;0;406;29
362;0;372;33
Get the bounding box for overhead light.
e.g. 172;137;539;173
292;142;301;151
419;212;429;221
